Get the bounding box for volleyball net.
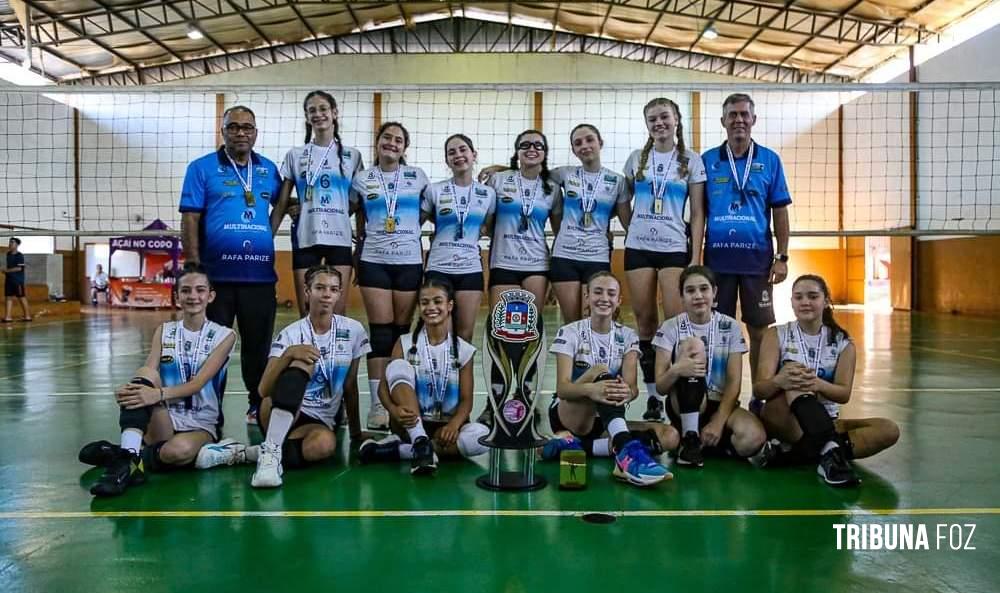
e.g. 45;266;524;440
1;82;998;238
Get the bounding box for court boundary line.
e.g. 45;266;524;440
1;507;998;520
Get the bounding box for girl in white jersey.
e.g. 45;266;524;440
271;90;363;317
544;271;677;487
753;275;900;487
421;133;496;342
79;264;245;497
549;124;630;322
653;265;771;469
359;277;488;475
623;98;707;423
250;265;371;488
486;129;563;311
350;121;430;431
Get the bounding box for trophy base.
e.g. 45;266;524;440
475;447;548;492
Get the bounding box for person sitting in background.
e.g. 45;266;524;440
91;264;109;305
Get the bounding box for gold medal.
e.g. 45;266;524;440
305;186;314;202
384;217;396;233
653;197;663;215
583;211;594;227
244;190;255;207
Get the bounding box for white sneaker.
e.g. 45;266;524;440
195;438;249;469
250;441;283;488
367;400;390;431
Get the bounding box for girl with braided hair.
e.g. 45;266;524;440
621;98;707;423
271;90;363;317
360;276;488;475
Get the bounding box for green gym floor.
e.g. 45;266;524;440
1;308;998;593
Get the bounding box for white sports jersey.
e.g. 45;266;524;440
488;169;561;271
623;148;707;253
158;320;234;438
422;179;496;274
280;141;363;250
350;165;429;265
653;312;747;401
399;331;476;421
775;321;852;419
550;166;628;263
550;319;641;382
269;316;371;429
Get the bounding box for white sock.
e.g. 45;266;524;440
265;408;295;448
821;441;839;455
398;443;415;459
120;429;143;456
368;379;381;407
592;438;611;457
244;445;260;463
681;412;700;436
406;419;428;443
607;417;628;439
645;383;658;398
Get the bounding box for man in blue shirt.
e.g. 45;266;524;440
180;106;282;423
702;93;791;381
3;237;31;322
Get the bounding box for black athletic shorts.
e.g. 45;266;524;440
293;245;353;270
357;260;423;291
4;278;25;298
425;269;484;292
623;248;688;272
665;397;735;456
548;400;606;441
714;272;776;327
549;257;610;284
488;267;547;288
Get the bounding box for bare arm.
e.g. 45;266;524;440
181;212;201;263
812;343;856;405
688;182;706;265
752;328;783;400
269;179;294;235
773;205;789;257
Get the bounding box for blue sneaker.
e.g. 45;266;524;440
541;434;583;461
612;439;672;487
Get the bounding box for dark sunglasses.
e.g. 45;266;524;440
517;140;546;151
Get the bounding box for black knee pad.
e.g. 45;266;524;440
119;406;154;432
675;376;706;413
281;438;308;469
835;431;855;460
271;367;309;412
595;401;626;424
638;340;655;383
791;393;835;446
368;323;396;359
393;323;411;342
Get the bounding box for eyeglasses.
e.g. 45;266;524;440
517;141;546;151
224;123;257;133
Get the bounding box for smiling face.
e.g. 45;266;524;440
515;132;546;168
681;273;716;317
377;125;408;166
571;126;603;164
221;109;257;158
791;278;828;325
722;99;756;144
419;286;453;328
176;272;214;316
586;274;622;320
306;271;342;315
445;136;477;176
304;94;337;136
644;102;677;144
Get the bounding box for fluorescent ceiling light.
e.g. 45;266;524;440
702;26;718;40
187;25;204;40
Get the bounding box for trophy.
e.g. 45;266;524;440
476;289;548;491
